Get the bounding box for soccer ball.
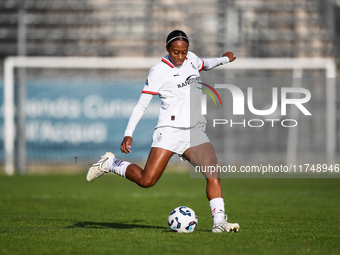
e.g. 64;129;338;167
168;206;198;233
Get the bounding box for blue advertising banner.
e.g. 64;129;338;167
0;79;161;164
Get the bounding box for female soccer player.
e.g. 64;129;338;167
86;30;239;233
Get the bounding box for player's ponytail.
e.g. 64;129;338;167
166;30;189;48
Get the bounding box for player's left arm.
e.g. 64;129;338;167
200;51;236;71
222;51;236;62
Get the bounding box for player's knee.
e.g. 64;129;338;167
206;177;221;186
139;177;157;188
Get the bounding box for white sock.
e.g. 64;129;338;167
107;158;131;178
209;197;226;225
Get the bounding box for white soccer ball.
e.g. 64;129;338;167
168;206;198;233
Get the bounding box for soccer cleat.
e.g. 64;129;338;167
212;219;240;233
86;152;115;182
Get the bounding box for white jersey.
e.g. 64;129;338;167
124;51;230;137
142;51;206;128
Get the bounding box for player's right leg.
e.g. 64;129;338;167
86;147;174;188
124;147;174;187
86;152;116;182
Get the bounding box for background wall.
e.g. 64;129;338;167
0;0;339;173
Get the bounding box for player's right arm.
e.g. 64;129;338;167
121;68;162;154
121;93;153;154
121;136;133;154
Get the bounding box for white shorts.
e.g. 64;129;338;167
151;123;210;157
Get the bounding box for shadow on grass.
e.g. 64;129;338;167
67;221;168;230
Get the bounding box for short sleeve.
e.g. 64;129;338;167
197;58;204;72
142;68;163;95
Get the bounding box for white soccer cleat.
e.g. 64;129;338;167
212;219;240;233
86;152;115;182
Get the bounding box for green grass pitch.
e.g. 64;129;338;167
0;172;339;255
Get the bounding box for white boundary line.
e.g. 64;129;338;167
3;57;337;175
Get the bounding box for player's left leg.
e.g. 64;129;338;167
183;142;239;233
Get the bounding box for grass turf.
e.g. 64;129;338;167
0;172;339;255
